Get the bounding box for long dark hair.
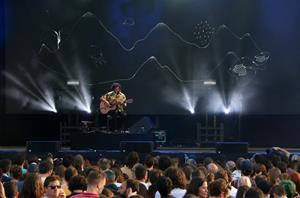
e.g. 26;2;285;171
186;177;206;196
19;173;44;198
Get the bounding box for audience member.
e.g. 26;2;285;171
39;161;54;184
156;176;173;198
236;185;249;198
43;175;66;198
104;169;118;194
3;180;18;198
118;179;140;198
134;164;148;197
244;187;264;198
71;170;106;198
185;177;208;198
164;167;187;198
271;185;287;198
19;173;44;198
67;175;87;198
208;178;228;198
121;152;140;180
0;159;12;183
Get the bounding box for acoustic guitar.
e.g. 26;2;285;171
100;98;133;114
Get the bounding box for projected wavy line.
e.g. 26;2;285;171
37;11;268;85
207;51;241;76
87;56;192;86
39;30;62;53
87;52;241;86
214;25;264;52
39;11;265;54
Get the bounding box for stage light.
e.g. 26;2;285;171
78;81;92;113
27;90;57;113
224;107;230;114
3;71;58;113
163;86;198;114
189;108;195;114
66;80;80;86
183;87;197;114
72;95;92;114
82;104;91;114
203;80;216;85
41;103;57;113
41;89;57;113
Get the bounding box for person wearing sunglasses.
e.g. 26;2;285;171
43;175;66;198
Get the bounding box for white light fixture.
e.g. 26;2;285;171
66;80;80;86
203;80;216;85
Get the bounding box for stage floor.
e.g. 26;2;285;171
1;146;300;163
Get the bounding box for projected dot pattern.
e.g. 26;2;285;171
89;45;107;67
193;21;215;47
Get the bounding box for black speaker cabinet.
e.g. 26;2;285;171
26;141;61;153
120;141;154;153
129;117;154;134
216;142;248;154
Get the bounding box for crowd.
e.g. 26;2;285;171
1;147;300;198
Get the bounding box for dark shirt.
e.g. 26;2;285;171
1;174;12;183
105;183;119;194
138;183;147;198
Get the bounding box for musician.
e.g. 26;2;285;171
100;82;127;132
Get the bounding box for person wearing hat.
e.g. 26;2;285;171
100;82;128;132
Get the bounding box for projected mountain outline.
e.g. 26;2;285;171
37;11;269;85
39;11;265;53
88;52;242;86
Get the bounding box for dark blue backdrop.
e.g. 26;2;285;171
3;0;300;115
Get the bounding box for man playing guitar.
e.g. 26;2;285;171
100;82;128;132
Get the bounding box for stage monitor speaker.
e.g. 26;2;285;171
120;141;154;153
216;142;248;154
26;141;61;153
129;116;154;134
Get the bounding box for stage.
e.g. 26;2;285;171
2;0;300;168
3;113;300;149
1;145;300;165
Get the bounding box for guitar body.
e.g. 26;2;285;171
100;101;116;114
100;98;133;114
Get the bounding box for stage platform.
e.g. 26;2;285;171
1;146;300;164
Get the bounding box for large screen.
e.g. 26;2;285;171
3;0;300;114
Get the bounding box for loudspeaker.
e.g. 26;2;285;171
26;141;61;153
129;117;155;134
216;142;248;154
120;141;154;153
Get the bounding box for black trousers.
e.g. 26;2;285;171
107;110;127;131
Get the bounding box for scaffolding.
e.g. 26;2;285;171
196;114;224;146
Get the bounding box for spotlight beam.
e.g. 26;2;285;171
4;72;45;102
3;71;57;112
24;72;55;108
